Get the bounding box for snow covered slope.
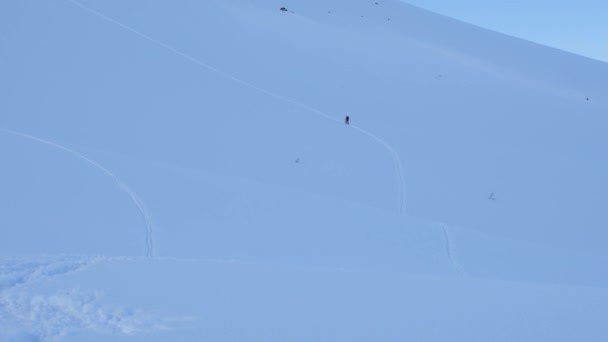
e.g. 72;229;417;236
1;0;607;340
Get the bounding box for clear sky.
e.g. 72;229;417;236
404;0;608;62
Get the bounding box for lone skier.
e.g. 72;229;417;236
345;116;350;125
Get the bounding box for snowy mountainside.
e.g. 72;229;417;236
1;0;608;340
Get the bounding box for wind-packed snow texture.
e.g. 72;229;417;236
1;0;608;340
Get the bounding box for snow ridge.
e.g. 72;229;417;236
0;129;155;257
69;0;407;215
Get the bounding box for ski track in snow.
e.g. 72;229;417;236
68;0;407;216
440;224;466;278
351;125;406;215
0;129;155;257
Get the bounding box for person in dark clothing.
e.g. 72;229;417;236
345;116;350;124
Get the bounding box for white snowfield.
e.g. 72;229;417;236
1;0;607;340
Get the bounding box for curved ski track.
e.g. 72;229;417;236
441;224;466;278
0;129;155;257
69;0;407;216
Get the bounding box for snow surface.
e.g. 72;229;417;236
1;0;608;340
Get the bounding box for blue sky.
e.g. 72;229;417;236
404;0;608;62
